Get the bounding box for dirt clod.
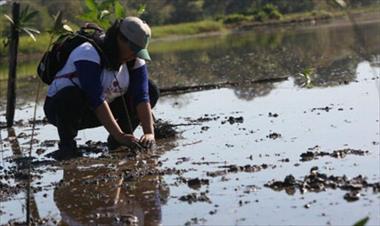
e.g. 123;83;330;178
187;178;209;190
154;119;178;139
265;168;379;201
300;148;369;161
343;191;360;202
267;132;281;139
179;192;211;204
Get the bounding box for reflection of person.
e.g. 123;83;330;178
54;159;169;225
43;17;159;159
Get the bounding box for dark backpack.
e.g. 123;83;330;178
37;26;106;85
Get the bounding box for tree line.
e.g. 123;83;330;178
0;0;379;33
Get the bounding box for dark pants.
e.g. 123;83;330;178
44;80;160;151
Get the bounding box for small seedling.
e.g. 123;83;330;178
3;5;40;44
298;67;315;88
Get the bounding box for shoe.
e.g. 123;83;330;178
46;149;82;161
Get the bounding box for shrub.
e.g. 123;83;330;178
262;4;283;20
254;11;268;22
223;14;250;24
311;10;332;19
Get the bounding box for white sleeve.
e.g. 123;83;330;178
70;42;101;64
133;58;146;69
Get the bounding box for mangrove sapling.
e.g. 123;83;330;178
4;3;40;127
25;10;73;224
298;67;315;88
3;4;40;43
79;0;145;30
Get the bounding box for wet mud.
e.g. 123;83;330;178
265;167;380;201
300;146;369;161
1;20;380;225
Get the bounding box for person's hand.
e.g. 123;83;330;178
139;133;156;149
115;133;140;148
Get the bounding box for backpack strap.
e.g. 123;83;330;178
84;23;103;32
55;72;78;80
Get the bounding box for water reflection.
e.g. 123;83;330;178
233;82;275;101
150;22;380;89
54;157;169;226
0;21;380;109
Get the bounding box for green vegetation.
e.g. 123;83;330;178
3;5;40;42
1;0;379;31
298;67;315;88
248;3;283;22
353;217;369;226
223;14;252;24
1;0;380;57
77;0;147;29
152;20;224;39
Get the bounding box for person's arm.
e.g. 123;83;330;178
75;60;137;145
136;102;155;147
95;101;138;145
128;63;155;147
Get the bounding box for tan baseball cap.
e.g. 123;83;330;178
119;17;151;61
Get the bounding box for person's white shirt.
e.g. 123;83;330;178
47;42;146;103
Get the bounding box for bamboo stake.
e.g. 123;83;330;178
6;2;20;128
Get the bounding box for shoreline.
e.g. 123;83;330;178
151;10;380;43
0;9;379;61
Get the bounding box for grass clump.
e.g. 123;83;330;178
223;14;251;24
0;32;50;57
248;4;283;22
152;20;224;39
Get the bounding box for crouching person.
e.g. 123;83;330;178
43;17;158;160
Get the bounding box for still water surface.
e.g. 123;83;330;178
0;20;379;225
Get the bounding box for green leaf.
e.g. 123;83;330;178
22;27;40;34
353;217;369;226
137;4;146;16
19;5;29;20
114;1;125;18
4;14;14;24
334;0;347;8
97;20;110;30
85;0;97;11
22;27;37;41
53;11;63;33
23;10;38;23
63;24;73;32
77;11;98;21
2;37;9;47
100;0;115;10
99;10;110;20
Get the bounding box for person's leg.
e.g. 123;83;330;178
107;79;160;148
44;86;87;153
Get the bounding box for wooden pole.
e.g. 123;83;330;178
6;2;20;128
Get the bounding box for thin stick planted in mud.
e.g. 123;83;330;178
26;78;42;225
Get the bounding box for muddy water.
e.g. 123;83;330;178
1;20;380;225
